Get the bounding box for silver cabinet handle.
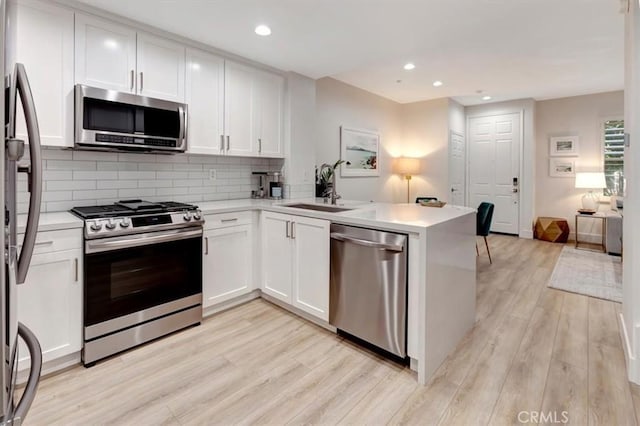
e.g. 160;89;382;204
286;221;290;238
226;135;230;151
291;222;295;239
13;64;43;285
74;258;78;282
221;218;238;223
204;237;209;255
14;322;42;422
140;71;144;92
130;69;134;91
258;138;262;153
220;135;225;152
330;232;404;252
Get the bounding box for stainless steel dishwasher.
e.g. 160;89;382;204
329;224;408;358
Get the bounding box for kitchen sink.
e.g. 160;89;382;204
284;203;354;213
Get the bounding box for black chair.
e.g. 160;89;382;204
415;197;438;203
476;202;495;264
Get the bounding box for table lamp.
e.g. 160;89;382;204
575;172;606;211
393;157;421;203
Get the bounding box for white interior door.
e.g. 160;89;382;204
448;131;466;206
468;113;520;235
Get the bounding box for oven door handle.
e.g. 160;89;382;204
85;228;202;254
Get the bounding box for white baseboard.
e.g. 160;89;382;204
202;290;261;318
619;312;640;384
519;229;533;239
260;293;336;332
17;352;81;385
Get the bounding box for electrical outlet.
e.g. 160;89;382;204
208;169;217;180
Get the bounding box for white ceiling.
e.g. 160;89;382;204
75;0;624;105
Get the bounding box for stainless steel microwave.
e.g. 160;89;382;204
75;84;187;153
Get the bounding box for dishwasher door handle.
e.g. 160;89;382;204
330;232;404;252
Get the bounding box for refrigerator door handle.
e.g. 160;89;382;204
12;323;42;423
14;63;42;284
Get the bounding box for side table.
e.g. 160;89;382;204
575;213;606;252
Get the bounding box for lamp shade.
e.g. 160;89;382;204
575;172;606;189
393;157;421;176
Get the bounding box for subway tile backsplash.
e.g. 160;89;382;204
17;148;284;213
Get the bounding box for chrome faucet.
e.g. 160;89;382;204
319;163;341;205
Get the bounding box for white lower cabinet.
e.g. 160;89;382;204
17;229;82;371
261;212;329;321
202;213;253;309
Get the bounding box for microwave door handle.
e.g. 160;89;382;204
12;323;42;423
178;105;185;141
14;63;43;284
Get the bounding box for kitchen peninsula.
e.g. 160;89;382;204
19;199;476;385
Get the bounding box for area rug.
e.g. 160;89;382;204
547;246;622;303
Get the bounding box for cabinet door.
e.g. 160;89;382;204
254;70;284;158
291;216;330;320
75;13;137;93
224;61;256;156
203;225;252;307
185;49;225;155
12;0;74;147
137;32;186;102
261;212;292;303
17;249;82;371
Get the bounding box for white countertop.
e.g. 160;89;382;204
17;211;84;234
17;198;476;235
200;198;476;233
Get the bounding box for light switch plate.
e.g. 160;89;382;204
209;169;217;180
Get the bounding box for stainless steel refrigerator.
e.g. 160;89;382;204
1;0;44;423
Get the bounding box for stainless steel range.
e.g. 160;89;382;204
70;200;204;366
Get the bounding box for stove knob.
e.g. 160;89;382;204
120;218;131;228
183;211;192;222
193;209;202;221
105;218;116;230
89;220;102;232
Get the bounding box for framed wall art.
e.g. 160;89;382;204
340;126;379;177
549;158;576;177
549;136;579;157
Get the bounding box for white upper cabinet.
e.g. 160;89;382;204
185;48;224;155
137;33;186;102
75;14;137;93
75;14;186;102
11;0;74;148
224;60;256;157
253;70;284;158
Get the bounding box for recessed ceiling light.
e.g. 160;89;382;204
255;25;272;36
403;63;415;71
482;95;492;101
433;80;443;87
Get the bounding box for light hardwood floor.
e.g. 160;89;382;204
24;235;638;425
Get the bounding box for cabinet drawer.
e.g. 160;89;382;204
204;211;252;230
18;229;83;255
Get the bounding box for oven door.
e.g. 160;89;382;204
84;228;202;329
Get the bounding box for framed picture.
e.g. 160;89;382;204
340;126;379;177
549;136;579;156
549;158;576;177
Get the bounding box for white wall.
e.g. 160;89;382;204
535;91;624;239
315;77;404;202
623;0;640;385
465;99;536;238
284;72;316;199
400;98;450;202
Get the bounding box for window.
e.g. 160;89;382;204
603;119;624;196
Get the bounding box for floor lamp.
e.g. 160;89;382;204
394;157;421;203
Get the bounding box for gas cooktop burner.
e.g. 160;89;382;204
70;199;199;219
70;200;204;239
